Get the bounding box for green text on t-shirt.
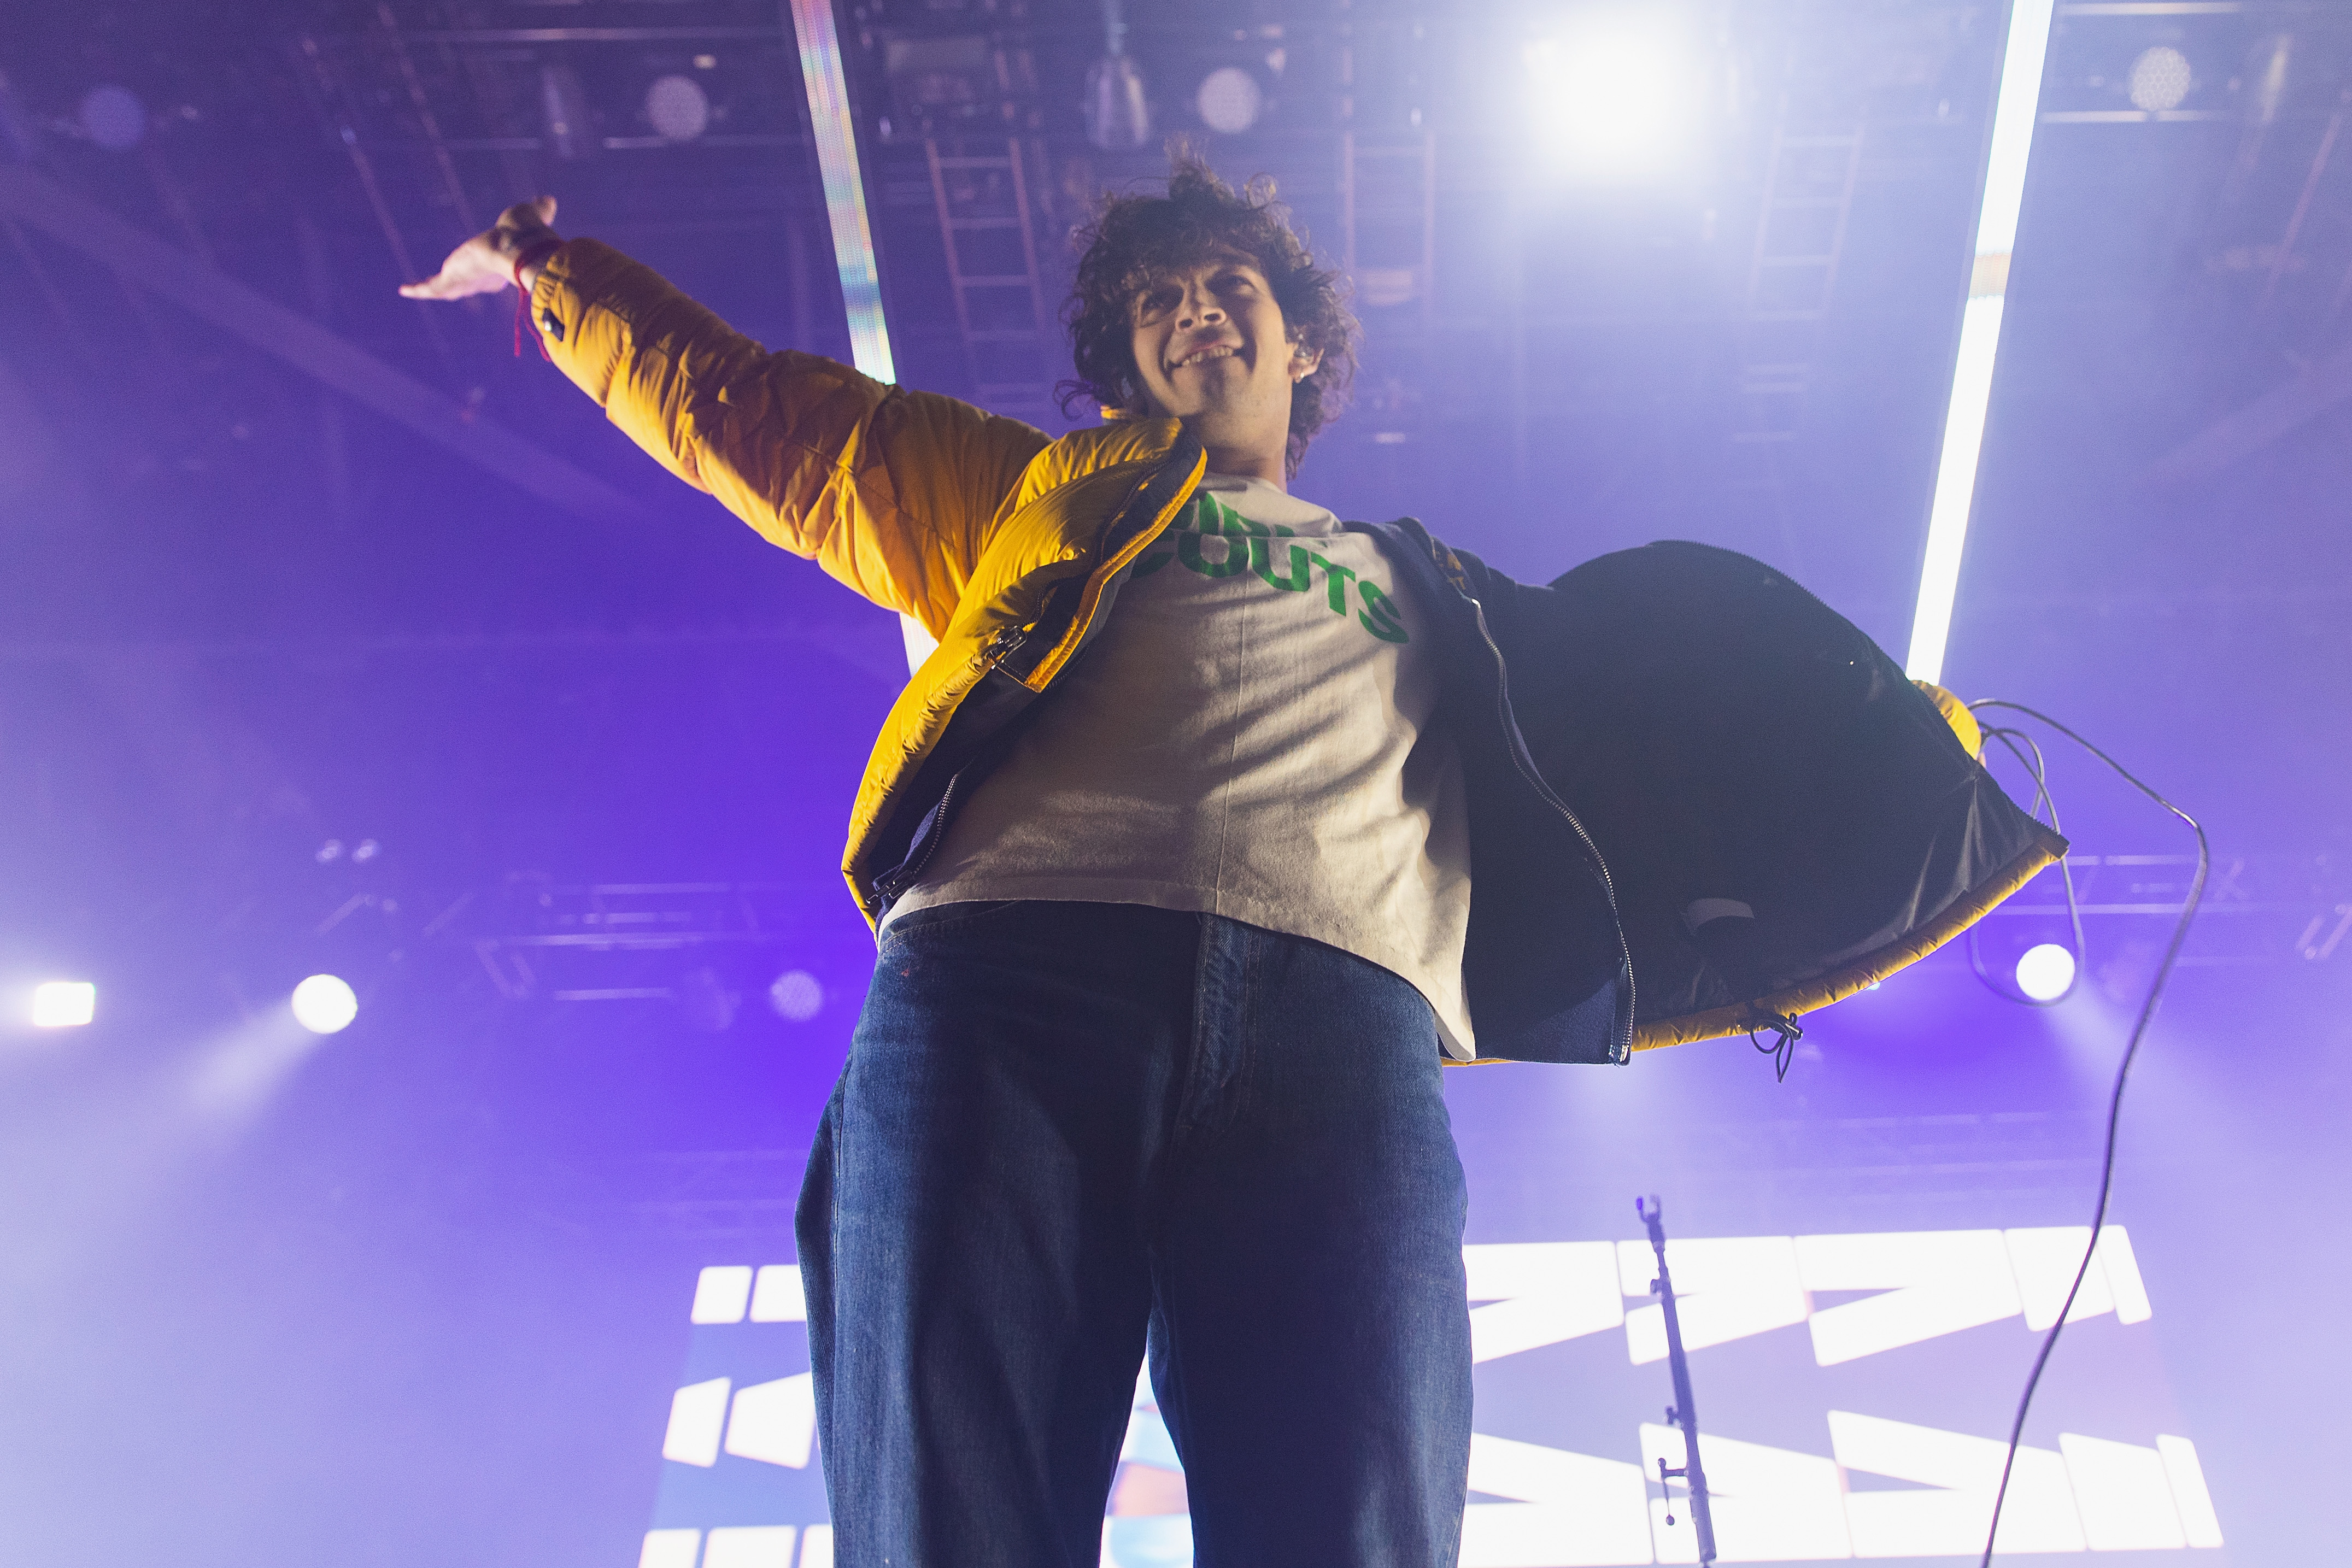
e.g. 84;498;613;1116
1133;492;1409;644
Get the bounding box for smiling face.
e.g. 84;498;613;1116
1128;250;1322;485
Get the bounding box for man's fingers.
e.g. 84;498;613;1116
397;205;556;301
397;269;503;301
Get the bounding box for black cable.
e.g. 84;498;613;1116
1962;700;2209;1568
1966;725;2087;1006
1749;1019;1797;1082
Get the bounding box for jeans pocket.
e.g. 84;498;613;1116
877;899;1030;949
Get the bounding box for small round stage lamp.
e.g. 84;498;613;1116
2014;943;2077;1003
1196;67;1263;136
2127;46;2192;113
291;974;360;1035
646;74;711;143
80;85;146;151
769;969;824;1023
31;980;97;1027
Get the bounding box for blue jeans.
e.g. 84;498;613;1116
797;900;1472;1568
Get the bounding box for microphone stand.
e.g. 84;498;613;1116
1638;1195;1718;1567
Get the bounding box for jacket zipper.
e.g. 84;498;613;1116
875;770;960;906
870;625;1028;909
1468;596;1638;1062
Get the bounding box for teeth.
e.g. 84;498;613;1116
1175;345;1236;369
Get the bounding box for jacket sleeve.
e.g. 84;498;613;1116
528;240;1052;633
1447;537;2063;1050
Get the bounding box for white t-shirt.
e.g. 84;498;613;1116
885;474;1476;1056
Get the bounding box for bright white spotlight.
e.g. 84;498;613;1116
769;970;824;1023
1196;67;1263;135
290;974;359;1035
1521;17;1697;180
645;74;711;142
2015;943;2077;1003
31;981;96;1028
2127;46;2192;113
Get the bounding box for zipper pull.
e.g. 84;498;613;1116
987;625;1029;666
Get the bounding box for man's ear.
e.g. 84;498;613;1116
1288;338;1323;384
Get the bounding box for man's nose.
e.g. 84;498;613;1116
1178;285;1225;327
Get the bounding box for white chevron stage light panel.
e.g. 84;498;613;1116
643;1226;2214;1566
724;1375;818;1469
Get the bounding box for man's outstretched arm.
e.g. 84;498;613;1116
402;199;1051;632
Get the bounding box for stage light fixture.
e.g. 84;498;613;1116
787;0;904;657
788;0;894;384
769;970;824;1023
1520;18;1697;181
538;63;599;161
645;73;712;143
1084;0;1151;151
1086;55;1151;150
290;974;359;1035
1903;0;2056;688
2126;46;2192;113
31;980;96;1028
79;85;146;151
2015;942;2076;1003
1196;67;1264;136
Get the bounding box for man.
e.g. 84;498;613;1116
404;156;2060;1567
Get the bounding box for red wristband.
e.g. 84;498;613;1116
511;236;564;287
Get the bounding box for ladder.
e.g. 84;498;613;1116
923;134;1058;425
1732;116;1864;449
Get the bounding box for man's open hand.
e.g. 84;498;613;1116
398;196;561;301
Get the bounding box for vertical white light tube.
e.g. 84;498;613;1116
787;0;928;672
1904;0;2056;687
788;0;895;384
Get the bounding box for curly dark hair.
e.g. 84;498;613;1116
1059;148;1359;476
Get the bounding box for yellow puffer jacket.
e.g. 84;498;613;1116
532;239;1204;924
528;240;2063;1066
